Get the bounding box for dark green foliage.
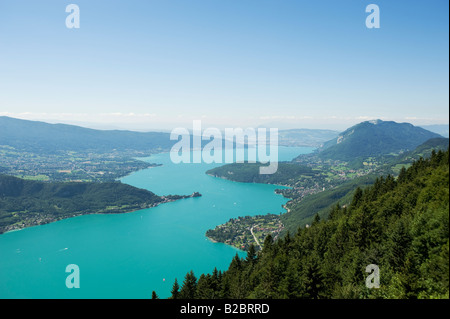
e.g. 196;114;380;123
246;244;257;264
179;270;198;299
170;278;180;299
169;149;449;299
0;174;164;233
151;291;159;299
206;162;316;185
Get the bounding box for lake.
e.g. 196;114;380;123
0;146;313;298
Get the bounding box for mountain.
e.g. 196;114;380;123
317;120;441;161
205;134;449;238
0;116;174;154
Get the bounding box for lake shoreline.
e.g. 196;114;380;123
0;192;202;235
0;146;312;298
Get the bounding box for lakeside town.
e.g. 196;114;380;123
0;145;160;182
206;214;284;251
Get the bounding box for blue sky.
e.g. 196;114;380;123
0;0;448;130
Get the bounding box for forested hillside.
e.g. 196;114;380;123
167;149;449;299
206;162;316;185
392;137;449;165
0;174;190;234
318;120;441;161
280;174;377;233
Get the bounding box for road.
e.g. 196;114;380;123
250;226;262;250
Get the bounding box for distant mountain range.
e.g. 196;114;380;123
420;124;449;138
0;116;446;158
317;119;442;161
0;116;173;154
393;137;449;164
278;129;339;147
0;116;343;152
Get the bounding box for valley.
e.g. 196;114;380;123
0;116;448;299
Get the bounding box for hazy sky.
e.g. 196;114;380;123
0;0;448;131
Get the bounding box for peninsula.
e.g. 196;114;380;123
0;174;201;234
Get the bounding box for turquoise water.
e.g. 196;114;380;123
0;146;313;298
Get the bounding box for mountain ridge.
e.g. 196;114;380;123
317;120;441;160
0;116;173;154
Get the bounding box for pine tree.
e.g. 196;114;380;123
170;278;180;299
229;253;242;271
385;218;412;271
328;203;341;220
246;244;257;264
210;267;220;295
311;213;321;227
397;166;408;184
196;274;214;299
302;254;324;299
179;270;198;299
351;187;364;208
262;234;273;254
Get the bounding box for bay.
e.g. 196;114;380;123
0;146;313;298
